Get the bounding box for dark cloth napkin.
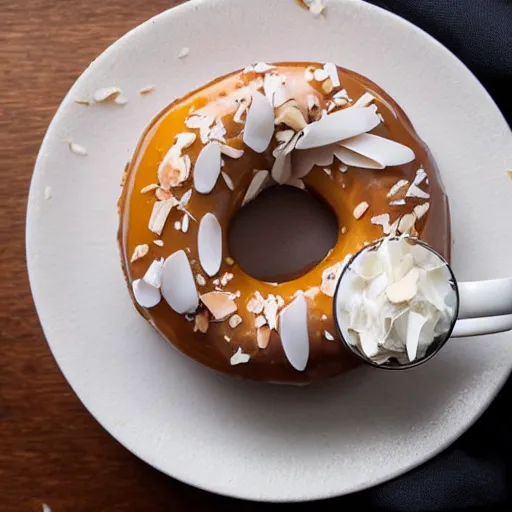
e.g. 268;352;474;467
336;1;512;511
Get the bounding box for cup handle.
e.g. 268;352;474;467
452;314;512;338
458;277;512;319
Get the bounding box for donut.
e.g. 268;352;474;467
118;62;451;384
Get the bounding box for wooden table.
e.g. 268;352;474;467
1;1;363;510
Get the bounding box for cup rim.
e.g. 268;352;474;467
332;236;460;371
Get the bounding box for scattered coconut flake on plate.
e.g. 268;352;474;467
198;213;222;277
230;347;250;366
92;86;122;103
200;292;237;321
74;99;90;106
44;186;52;200
161;250;198;314
193;143;222;194
242;170;269;205
243;90;275;153
178;47;190;59
139;85;155;95
67;141;88;156
131;244;149;263
353;201;369;219
279;292;309;371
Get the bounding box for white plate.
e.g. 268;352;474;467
27;0;512;502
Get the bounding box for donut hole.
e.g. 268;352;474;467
228;185;338;283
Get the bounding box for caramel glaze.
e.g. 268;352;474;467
118;62;451;384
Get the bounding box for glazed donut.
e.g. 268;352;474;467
118;62;451;384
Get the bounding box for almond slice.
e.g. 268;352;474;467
243;90;275;153
257;325;271;349
132;279;161;309
92;86;121;103
242;170;269;205
230;347;250;366
178;47;190;59
340;133;415;168
161;250;199;314
193;143;222;194
148;198;177;236
295;107;380;150
385;267;420;304
131;244;149;263
219;144;244;159
200;291;237;321
275;103;307;131
279;292;309;371
198;213;222;277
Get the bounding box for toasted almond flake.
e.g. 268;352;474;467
323;62;340;88
371;214;392;235
304;66;315;82
143;258;164;288
198;213;222;277
132;279;161;308
264;296;279;330
229;314;243;328
314;68;329;82
221;171;234;191
386;268;420;304
74;99;90;106
68;141;88;156
225;256;235;266
354;92;376;108
194;310;209;333
296;107;380;150
406;183;430;199
275;104;307;131
398;213;417;234
279;292;309;371
322;78;334;94
387;179;409;198
153;240;164;247
230;347;250;365
131;244;149;263
242;170;269;205
178;47;190;59
243;90;275;153
353;201;369;219
92;86;121;103
44;186;52;200
257;325;271;349
224;335;231;342
201;291;237;321
219;144;244;159
390;199;406;206
161;250;198;313
139;85;155;95
196;274;206;287
324;330;335;341
194;143;222;194
149;198;177;235
414;202;430;220
141;184;159;194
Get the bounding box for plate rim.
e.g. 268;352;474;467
26;0;512;502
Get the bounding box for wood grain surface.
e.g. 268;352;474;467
0;1;364;510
